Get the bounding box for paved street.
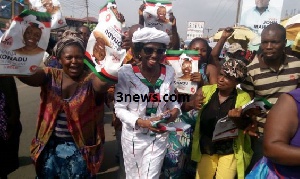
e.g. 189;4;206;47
8;78;119;179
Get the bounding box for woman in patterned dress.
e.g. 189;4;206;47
18;36;113;178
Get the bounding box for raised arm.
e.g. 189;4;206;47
206;64;218;85
263;93;300;165
138;3;145;26
210;27;234;70
168;13;180;50
92;75;114;94
18;68;47;87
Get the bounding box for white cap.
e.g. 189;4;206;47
132;27;170;45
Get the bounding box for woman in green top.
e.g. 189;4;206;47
191;58;253;179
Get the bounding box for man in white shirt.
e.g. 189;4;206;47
240;0;281;35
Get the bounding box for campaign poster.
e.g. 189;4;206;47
0;10;51;76
240;0;284;35
166;50;199;94
30;0;67;29
85;0;124;72
143;0;173;35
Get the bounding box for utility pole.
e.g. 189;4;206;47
205;28;212;38
236;0;242;25
85;0;89;25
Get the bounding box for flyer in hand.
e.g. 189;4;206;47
86;0;125;71
142;0;173;35
29;0;67;29
150;113;191;132
84;0;126;83
212;98;272;142
241;97;272;117
231;97;272;130
0;10;51;76
154;122;191;132
165;50;199;94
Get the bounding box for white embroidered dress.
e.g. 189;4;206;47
114;64;180;179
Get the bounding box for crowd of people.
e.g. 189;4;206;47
0;1;300;179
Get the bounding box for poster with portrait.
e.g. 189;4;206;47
0;10;51;76
142;0;173;35
85;0;125;72
29;0;67;29
240;0;284;35
166;50;199;94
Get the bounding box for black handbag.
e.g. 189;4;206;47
212;116;238;142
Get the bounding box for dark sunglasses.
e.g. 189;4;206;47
143;47;166;55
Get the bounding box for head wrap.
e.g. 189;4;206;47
132;27;170;45
222;58;247;83
21;14;46;31
53;36;85;58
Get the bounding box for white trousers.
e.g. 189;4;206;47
121;133;168;179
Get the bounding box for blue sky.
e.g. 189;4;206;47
60;0;300;39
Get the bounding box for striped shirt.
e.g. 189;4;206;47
54;112;73;141
241;54;300;132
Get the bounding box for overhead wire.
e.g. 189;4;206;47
211;0;236;31
207;0;225;25
205;0;226;36
210;1;232;28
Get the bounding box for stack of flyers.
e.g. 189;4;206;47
150;118;168;128
150;112;191;132
156;122;191;132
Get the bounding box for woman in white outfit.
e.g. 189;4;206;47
114;27;180;179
